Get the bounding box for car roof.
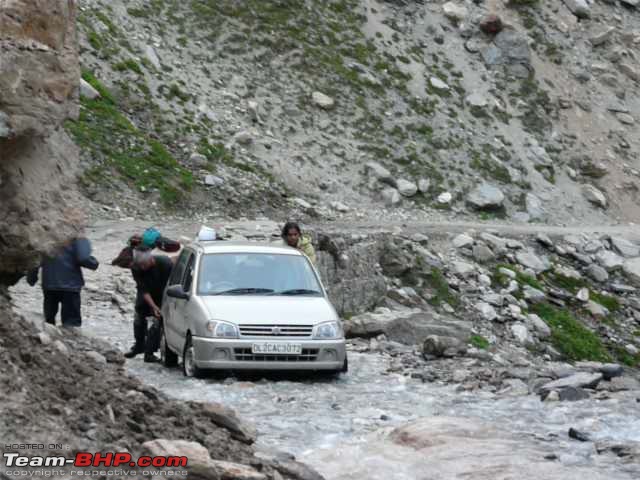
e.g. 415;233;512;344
192;240;304;256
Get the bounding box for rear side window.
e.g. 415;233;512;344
169;249;190;286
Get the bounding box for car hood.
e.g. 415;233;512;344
200;295;337;325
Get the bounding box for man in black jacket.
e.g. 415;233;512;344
27;238;99;327
130;249;174;363
111;230;180;362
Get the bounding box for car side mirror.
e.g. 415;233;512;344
166;284;190;300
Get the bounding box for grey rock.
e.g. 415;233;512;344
563;0;591;19
576;287;590;302
499;267;516;280
233;130;254;145
386;313;472;346
617;113;635;125
525;193;545;220
0;111;10;138
523;285;546;303
539;373;603;393
511;323;534;346
558;387;590;401
442;2;468;22
451;261;475;277
536;233;553;248
623;258;640;286
397;179;418;197
80;78;100;100
499;379;529;396
619;62;639;82
85;351;107;365
600;363;624;381
453;234;474;249
590;27;615;47
311;91;335;109
482;293;504;307
466;92;488;108
473;243;495;263
37;332;52;345
365;162;396;187
144;45;162;70
467;184;505;210
608;376;640;392
488;29;531;67
611;237;640;257
437;191;453;204
585;300;609;318
516;251;550;273
527;313;551;338
204;175;224;187
620;0;640;6
381;188;401;206
430;77;450;91
596;250;624;271
476;302;498;321
583;185;607;208
418;179;430;193
190;153;209;169
202;402;258;444
586;264;609;282
423;335;466;358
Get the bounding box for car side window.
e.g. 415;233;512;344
182;254;196;293
169;250;190;286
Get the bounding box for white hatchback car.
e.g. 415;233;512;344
160;240;348;377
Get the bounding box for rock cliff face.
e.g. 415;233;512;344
0;0;81;285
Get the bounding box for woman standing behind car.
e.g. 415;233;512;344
281;221;317;265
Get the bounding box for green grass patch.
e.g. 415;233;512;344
590;292;621;313
469;334;489;350
494;264;542;290
532;303;610;362
547;272;587;293
424;268;459;308
66;72;192;207
470;149;511;184
113;58;143;75
611;345;640;367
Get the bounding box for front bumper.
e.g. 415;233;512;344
192;336;346;371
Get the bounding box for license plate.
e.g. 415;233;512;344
251;343;302;355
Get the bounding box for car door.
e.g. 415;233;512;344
173;251;196;353
163;249;190;349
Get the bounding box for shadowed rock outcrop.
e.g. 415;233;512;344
0;0;81;285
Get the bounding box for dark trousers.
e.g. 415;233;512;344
133;307;161;354
44;290;82;327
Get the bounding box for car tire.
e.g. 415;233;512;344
160;326;178;368
341;355;349;373
182;333;204;378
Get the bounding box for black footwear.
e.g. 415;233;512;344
144;353;160;363
124;348;143;359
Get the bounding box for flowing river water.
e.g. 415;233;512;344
10;219;640;479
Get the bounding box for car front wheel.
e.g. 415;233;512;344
183;333;204;378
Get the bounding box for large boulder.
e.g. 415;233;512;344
466;184;505;210
386;312;472;346
623;258;640;286
0;0;81;284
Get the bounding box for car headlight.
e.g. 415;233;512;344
206;320;238;338
313;321;344;339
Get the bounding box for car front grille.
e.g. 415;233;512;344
233;348;319;362
239;324;313;337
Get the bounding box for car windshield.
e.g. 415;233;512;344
197;252;323;296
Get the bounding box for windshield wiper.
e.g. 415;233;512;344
212;288;274;295
271;289;322;296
